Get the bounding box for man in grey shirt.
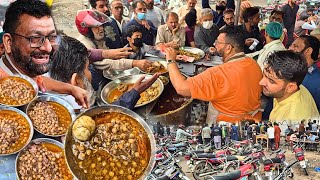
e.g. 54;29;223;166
195;8;219;54
144;0;165;28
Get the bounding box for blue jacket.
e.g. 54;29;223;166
103;19;123;49
113;89;140;110
302;64;320;112
124;19;157;46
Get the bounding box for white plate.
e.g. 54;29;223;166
183;47;205;59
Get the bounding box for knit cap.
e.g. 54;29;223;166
265;21;283;39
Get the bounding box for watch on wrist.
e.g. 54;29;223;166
167;59;175;64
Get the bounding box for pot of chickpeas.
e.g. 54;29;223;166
64;105;156;180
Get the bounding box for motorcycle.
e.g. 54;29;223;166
293;140;308;176
262;149;293;180
207;157;263;180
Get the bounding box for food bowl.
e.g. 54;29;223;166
15;138;72;179
0;106;34;156
103;67;141;80
26;95;76;137
64;105;156;180
0;75;38;107
100;74;164;108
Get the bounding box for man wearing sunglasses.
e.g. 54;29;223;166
0;0;90;108
165;25;262;126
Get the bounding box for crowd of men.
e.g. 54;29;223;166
0;0;320;138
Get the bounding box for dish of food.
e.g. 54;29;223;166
16;138;72;180
0;76;37;106
28;100;72;136
66;111;151;180
145;61;167;74
108;82;161;106
0;109;32;155
178;47;205;61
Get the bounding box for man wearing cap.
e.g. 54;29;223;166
248;22;286;71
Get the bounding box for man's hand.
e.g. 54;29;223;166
133;73;160;94
165;47;177;61
70;85;89;109
245;38;254;46
141;20;151;30
132;59;153;71
165;41;179;48
172;25;180;35
102;47;134;59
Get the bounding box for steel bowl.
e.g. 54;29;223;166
0;106;34;156
15;138;65;179
103;67;141;80
141;61;168;75
0;75;38;107
100;74;164;108
64;105;156;180
26;95;76;137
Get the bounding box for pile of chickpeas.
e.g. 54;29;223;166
18;143;72;180
28;102;64;135
0;78;35;105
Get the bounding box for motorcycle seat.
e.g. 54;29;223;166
263;157;282;165
155;175;170;180
209;170;241;180
271;149;282;154
295;152;304;157
226;156;239;161
196;153;216;158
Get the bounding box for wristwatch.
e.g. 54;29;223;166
167;59;175;64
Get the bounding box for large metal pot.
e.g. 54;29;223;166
64;105;156;180
143;82;193;126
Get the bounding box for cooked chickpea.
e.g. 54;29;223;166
109;171;114;177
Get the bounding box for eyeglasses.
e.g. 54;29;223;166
214;40;233;47
12;33;58;48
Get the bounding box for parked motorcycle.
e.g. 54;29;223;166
293;141;308;176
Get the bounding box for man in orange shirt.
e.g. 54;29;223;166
165;26;262;125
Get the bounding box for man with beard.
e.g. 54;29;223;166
1;0;89;108
202;0;227;28
144;0;165;28
51;35;159;109
124;0;157;46
177;0;202;27
89;0;123;49
220;9;235;30
165;26;262;125
259;51;319;131
156;12;185;48
240;7;264;54
281;0;299;48
289;35;320;112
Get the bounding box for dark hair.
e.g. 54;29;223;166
50;35;89;83
314;120;317;123
166;12;179;22
242;7;260;23
223;8;234;16
3;0;52;33
299;35;320;61
270;10;285;19
132;0;146;10
185;10;197;28
89;0;109;9
299;13;310;21
219;25;245;52
125;25;142;38
264;50;308;86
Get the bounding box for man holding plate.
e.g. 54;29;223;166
165;26;262;125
